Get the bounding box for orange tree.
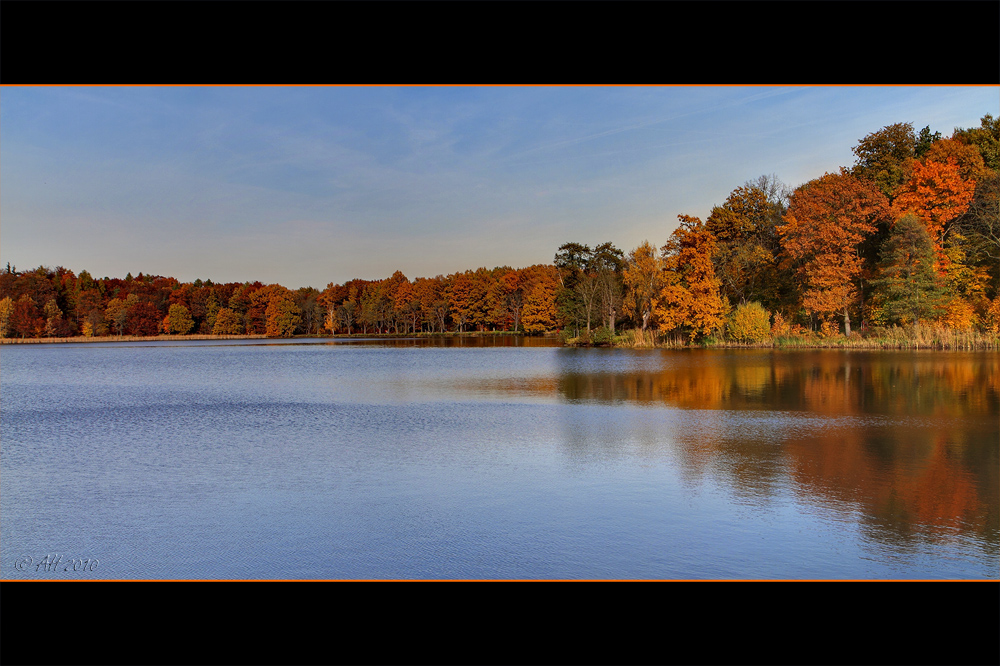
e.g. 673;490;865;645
780;170;889;335
654;215;727;340
891;157;976;271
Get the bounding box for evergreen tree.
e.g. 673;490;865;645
871;213;950;324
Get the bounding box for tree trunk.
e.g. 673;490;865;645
843;307;851;337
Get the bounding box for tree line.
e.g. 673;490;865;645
555;114;1000;344
2;114;997;342
0;263;562;339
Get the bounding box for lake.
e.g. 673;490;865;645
2;337;997;579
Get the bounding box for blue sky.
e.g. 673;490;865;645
2;86;997;289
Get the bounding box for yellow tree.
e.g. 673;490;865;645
43;298;64;337
163;303;195;335
105;293;138;336
212;308;244;335
780;171;889;335
384;270;411;333
522;283;557;334
924;139;989;183
265;298;301;337
623;240;663;332
0;296;13;338
654;215;727;339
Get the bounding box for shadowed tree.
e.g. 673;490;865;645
705;176;792;311
591;242;625;333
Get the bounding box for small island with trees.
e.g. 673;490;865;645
2;115;998;350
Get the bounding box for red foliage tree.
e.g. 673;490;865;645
126;301;164;336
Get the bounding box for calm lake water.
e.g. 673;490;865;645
2;337;997;579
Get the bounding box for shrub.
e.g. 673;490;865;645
613;329;636;346
770;311;790;337
592;326;613;345
727;301;771;343
818;320;839;338
942;297;975;331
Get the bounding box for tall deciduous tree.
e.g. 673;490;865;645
851;122;916;199
266;298;301;338
554;242;593;336
11;294;42;338
780;171;889;335
522;283;557;334
212;308;244;335
891;158;977;270
164;303;195;335
705;176;791;310
0;296;14;338
43;298;65;337
956;171;1000;268
953;113;1000;172
105;294;138;336
923;138;989;183
126;300;163;336
654;215;728;339
591;242;624;333
622;240;662;332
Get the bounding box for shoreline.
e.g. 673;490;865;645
2;329;996;350
0;334;270;344
0;331;538;345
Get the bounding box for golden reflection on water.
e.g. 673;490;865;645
557;350;998;416
552;350;1000;552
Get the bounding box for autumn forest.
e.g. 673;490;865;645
2;115;999;347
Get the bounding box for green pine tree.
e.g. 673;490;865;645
871;213;950;325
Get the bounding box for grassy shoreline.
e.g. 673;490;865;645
564;324;1000;351
3;327;996;350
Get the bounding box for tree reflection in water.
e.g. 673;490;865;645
554;349;998;553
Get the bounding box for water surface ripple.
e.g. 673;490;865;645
2;340;996;579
